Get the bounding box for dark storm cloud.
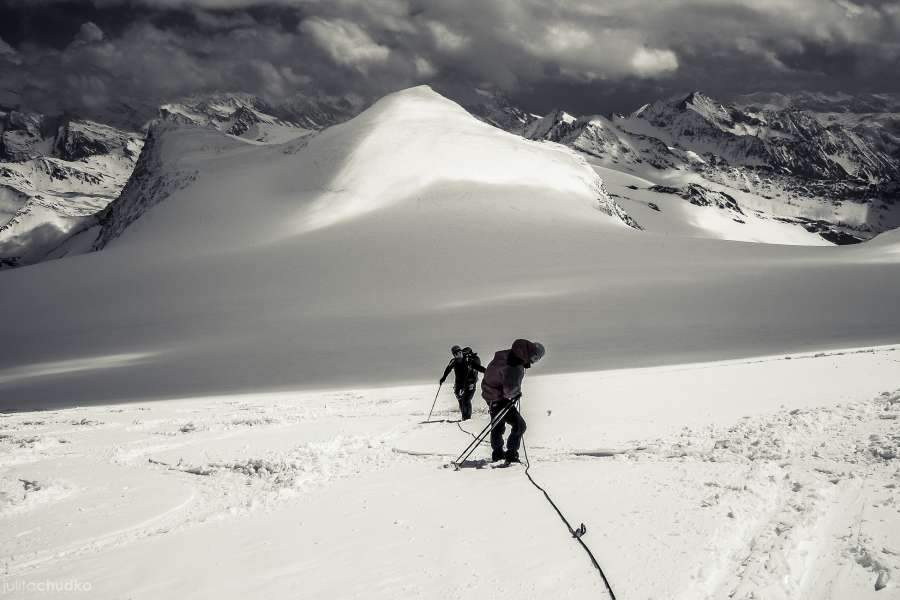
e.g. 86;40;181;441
1;0;899;121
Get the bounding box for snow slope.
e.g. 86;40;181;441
97;85;631;251
1;86;900;410
590;164;833;245
1;347;899;599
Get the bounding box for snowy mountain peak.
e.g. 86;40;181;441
679;92;755;131
0;110;56;162
54;119;142;161
638;92;764;138
679;91;719;111
88;85;638;252
630;103;651;118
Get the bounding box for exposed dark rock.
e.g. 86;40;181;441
649;183;743;214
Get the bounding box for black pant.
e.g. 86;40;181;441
489;402;526;461
455;385;475;420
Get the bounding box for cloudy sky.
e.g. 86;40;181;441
1;0;899;121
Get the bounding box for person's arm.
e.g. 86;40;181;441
471;355;485;373
502;365;525;401
439;360;454;384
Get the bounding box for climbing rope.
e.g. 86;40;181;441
456;420;490;445
449;401;618;598
521;434;617;599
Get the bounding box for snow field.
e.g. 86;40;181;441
1;346;898;598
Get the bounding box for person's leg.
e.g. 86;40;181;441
454;387;466;417
489;403;507;461
504;405;527;462
460;387;474;420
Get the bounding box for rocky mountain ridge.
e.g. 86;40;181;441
0;106;144;267
0;90;361;268
521;91;900;243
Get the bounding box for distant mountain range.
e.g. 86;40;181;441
518;91;899;244
735;91;900;162
1;87;898;268
0;111;143;267
0;91;361;267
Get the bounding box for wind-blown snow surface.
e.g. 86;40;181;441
1;86;900;409
1;347;899;599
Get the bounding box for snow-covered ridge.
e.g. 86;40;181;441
90;85;637;251
91;122;202;250
293;86;637;233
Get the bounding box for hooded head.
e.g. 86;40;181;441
510;339;545;368
531;342;546;365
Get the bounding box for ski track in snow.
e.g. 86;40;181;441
0;390;428;579
0;347;898;598
630;390;900;599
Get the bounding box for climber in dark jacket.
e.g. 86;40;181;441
439;345;485;420
480;339;545;463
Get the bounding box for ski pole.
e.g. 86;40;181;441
456;402;510;458
456;402;513;464
426;382;443;422
455;395;521;466
452;402;514;466
452;407;506;465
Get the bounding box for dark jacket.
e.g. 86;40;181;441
441;352;484;388
481;339;541;405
